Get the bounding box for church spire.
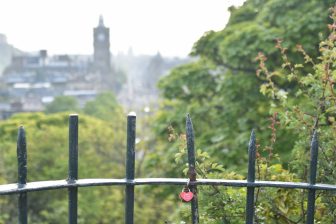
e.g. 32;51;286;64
99;15;104;27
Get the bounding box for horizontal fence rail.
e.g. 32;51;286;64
2;179;336;195
0;113;333;224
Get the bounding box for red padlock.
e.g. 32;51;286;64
179;187;194;202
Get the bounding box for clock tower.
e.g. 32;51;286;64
93;15;111;73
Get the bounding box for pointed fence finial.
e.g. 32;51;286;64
186;114;195;167
309;130;318;184
17;126;27;186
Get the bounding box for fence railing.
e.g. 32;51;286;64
0;113;334;224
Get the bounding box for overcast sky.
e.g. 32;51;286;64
0;0;245;57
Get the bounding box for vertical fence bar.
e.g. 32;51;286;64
68;114;78;224
17;126;27;224
186;114;199;224
245;130;256;224
306;131;318;224
125;112;136;224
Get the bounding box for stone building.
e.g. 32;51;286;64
0;16;115;118
0;15;189;119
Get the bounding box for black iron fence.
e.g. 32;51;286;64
0;113;334;224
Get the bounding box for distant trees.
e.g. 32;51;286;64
44;96;79;114
83;92;123;122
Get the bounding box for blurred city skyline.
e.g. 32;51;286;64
0;0;245;57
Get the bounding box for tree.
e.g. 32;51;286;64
148;1;336;223
45;96;80;114
83;92;123;122
151;0;335;172
255;5;336;221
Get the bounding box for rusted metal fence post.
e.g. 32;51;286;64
186;114;199;224
17;126;27;224
68;114;78;224
245;130;256;224
125;112;136;224
306;131;318;224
